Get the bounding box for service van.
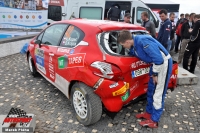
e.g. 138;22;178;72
47;0;160;32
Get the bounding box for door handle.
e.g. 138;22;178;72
49;53;54;56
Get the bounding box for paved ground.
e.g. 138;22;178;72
0;54;200;133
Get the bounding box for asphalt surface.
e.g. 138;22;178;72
0;54;200;133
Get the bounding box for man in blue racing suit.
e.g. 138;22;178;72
117;30;172;128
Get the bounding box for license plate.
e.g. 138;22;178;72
132;67;150;78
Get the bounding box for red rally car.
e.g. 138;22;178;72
27;19;178;126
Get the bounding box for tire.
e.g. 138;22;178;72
70;82;102;126
28;54;38;77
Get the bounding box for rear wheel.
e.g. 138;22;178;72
28;54;38;77
70;82;102;126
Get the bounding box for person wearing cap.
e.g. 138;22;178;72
141;11;156;38
124;13;131;23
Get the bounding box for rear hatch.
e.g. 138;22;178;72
97;29;178;102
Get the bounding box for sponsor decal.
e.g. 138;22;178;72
130;81;139;91
170;74;177;79
35;48;44;57
57;48;75;54
109;82;119;88
62;37;78;47
121;90;130;102
58;53;86;69
132;67;150;78
69;49;75;54
93;78;104;89
35;48;46;74
131;61;148;69
49;55;55;80
57;48;70;53
58;55;68;69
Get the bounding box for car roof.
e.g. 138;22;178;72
55;19;145;32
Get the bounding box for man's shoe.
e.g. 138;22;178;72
135;112;151;120
139;119;158;128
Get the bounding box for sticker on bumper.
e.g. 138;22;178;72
109;82;119;88
132;67;150;78
121;90;130;102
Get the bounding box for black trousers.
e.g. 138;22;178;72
183;42;200;73
175;35;181;52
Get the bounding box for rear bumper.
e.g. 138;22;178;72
94;79;136;112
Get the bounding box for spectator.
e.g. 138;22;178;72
124;13;131;23
183;14;200;74
141;11;156;38
107;4;121;21
176;13;185;27
157;9;172;50
167;12;176;52
178;13;195;64
175;13;189;53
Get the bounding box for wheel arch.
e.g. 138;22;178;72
68;80;77;98
27;51;30;61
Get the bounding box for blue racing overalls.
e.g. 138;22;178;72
129;35;173;122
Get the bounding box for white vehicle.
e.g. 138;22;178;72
48;0;160;31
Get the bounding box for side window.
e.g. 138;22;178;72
41;24;68;46
80;7;102;20
60;25;85;48
136;7;148;23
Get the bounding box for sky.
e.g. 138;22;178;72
170;0;200;14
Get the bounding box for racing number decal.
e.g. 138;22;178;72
58;53;86;69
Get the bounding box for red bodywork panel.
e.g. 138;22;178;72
28;20;178;112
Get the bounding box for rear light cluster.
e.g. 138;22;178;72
90;61;122;80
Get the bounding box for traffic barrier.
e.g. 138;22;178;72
0;34;37;58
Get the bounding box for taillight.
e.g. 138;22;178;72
90;61;122;80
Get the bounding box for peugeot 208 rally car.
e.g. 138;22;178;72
27;19;178;126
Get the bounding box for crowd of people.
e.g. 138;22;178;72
107;7;200;128
107;7;200;74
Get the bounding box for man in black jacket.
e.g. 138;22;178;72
107;4;121;21
183;14;200;74
178;13;195;64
